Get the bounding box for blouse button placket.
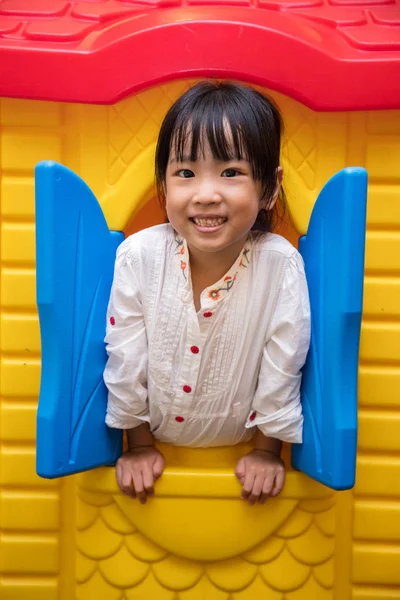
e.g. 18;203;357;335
175;303;205;433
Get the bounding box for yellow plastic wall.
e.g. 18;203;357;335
0;81;399;599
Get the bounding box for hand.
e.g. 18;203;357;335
115;446;165;504
235;449;285;505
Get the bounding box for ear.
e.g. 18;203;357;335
269;166;284;209
263;166;283;210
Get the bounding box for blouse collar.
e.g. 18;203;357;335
174;230;253;306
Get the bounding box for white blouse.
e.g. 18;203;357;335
104;224;310;447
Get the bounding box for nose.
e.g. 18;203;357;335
192;178;222;204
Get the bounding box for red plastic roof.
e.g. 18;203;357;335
0;0;399;110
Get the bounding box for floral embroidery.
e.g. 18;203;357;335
239;247;251;268
206;243;252;302
180;260;187;280
174;233;185;256
208;289;221;301
174;228;252;302
174;232;188;279
208;277;235;301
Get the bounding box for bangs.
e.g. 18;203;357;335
170;94;268;186
172;107;247;166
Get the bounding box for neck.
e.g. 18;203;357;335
188;235;248;283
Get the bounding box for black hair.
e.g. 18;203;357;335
155;80;286;232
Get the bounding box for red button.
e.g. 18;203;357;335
191;346;199;354
204;312;213;318
249;411;256;421
109;316;115;326
183;385;192;393
175;416;185;423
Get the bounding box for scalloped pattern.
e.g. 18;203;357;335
76;494;336;598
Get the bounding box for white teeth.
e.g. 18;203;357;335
193;217;226;227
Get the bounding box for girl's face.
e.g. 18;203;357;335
165;139;280;260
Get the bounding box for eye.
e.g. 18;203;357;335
222;168;239;178
177;169;194;178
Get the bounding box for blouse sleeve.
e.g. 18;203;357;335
103;239;150;430
246;251;311;443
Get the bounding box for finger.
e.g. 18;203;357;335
142;465;155;496
248;475;264;506
235;459;246;483
261;473;275;498
241;470;256;500
153;454;165;480
137;489;147;505
270;468;286;497
118;465;136;498
132;469;147;504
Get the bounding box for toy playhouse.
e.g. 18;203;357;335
0;1;400;599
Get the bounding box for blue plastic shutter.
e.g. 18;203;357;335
35;161;123;478
292;167;368;490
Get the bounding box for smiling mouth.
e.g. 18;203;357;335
190;217;227;227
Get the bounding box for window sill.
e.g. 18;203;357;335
78;442;330;500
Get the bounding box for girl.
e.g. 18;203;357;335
104;81;311;505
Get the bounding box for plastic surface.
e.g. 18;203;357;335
1;84;399;599
35;161;123;478
35;161;366;489
0;0;400;110
292;167;368;490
